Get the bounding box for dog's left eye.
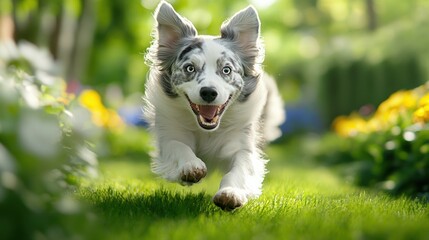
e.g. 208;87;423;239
184;64;195;73
222;66;231;75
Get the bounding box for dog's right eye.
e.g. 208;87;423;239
184;64;195;73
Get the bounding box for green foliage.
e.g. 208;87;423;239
0;42;97;239
318;86;429;197
105;126;153;158
318;126;429;197
0;0;12;15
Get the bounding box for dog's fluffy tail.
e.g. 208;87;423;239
261;74;285;142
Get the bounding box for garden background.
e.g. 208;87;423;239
1;0;429;239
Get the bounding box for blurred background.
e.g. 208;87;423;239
2;0;429;131
2;1;429;238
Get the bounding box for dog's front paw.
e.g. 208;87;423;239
180;161;207;185
213;188;247;211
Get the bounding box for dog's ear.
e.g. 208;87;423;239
154;1;197;48
220;6;260;50
220;6;263;81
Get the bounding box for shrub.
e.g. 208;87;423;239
324;83;429;197
0;41;98;239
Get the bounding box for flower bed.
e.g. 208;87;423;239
326;83;429;196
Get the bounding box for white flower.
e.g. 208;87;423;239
17;41;57;74
0;40;59;78
0;40;19;63
0;75;19;104
20;80;41;109
19;109;62;159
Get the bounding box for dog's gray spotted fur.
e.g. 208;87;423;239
215;39;262;101
217;6;264;101
143;2;285;212
146;1;263;101
178;39;203;61
215;51;244;90
166;39;248;96
159;72;178;97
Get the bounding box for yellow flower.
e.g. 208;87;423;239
79;89;103;110
377;90;418;114
413;105;429;123
366;116;384;132
78;89;124;131
90;108;109;127
371;110;398;130
333;86;429;137
106;109;125;130
333;115;367;137
368;90;418;129
418;93;429;107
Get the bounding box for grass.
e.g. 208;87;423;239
78;139;429;240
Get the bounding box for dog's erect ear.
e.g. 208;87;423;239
220;6;260;49
154;1;197;48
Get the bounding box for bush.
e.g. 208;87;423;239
321;83;429;197
0;41;98;239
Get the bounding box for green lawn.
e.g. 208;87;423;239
79;142;429;240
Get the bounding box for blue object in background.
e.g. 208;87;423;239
280;104;323;135
118;107;148;128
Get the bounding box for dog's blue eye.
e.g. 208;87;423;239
222;66;231;75
185;64;195;73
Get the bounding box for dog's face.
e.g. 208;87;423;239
148;1;263;131
172;39;243;130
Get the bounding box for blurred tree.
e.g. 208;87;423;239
365;0;377;31
67;0;95;82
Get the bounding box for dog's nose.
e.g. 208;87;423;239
200;87;218;103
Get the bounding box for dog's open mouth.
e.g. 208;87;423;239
186;95;232;130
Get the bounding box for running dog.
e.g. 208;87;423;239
143;1;285;211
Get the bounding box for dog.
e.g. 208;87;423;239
143;1;285;211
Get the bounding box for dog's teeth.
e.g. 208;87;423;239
199;115;206;123
212;115;219;123
199;115;219;126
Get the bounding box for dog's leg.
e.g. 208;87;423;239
152;140;207;185
213;150;266;211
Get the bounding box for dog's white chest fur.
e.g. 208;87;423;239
143;1;285;211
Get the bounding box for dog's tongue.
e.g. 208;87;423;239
199;105;218;120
